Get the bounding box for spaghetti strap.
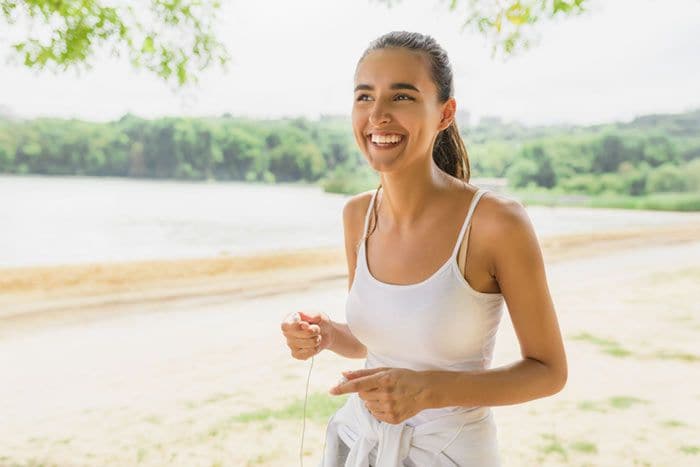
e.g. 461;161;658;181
362;188;379;240
450;189;487;259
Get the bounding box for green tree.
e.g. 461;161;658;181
1;0;593;86
1;0;230;86
376;0;590;57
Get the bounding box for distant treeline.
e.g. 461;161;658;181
1;110;699;200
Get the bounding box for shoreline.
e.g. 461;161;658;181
2;221;700;324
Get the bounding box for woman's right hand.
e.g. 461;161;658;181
281;311;334;360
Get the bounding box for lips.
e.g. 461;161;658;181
367;134;406;150
366;131;405;137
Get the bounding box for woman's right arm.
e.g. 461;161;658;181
326;193;372;359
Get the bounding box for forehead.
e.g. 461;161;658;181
354;48;434;92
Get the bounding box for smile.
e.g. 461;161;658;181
367;134;406;150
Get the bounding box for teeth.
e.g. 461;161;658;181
371;134;403;144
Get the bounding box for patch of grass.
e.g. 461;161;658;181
232;391;348;424
537;433;568;461
650;350;700;363
143;415;162;424
577;395;650;412
570;332;633;358
577;400;608;413
245;447;284;466
609;396;650;409
661;419;687;428
136;447;148;463
570;440;598;454
602;346;633;357
680;445;700;455
193;392;347;444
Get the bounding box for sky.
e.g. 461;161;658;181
0;0;698;126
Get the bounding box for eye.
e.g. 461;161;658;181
355;93;414;102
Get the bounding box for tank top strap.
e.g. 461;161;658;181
450;188;488;259
362;188;380;239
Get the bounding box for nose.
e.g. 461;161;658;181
368;103;391;126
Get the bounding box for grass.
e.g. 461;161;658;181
681;445;700;455
569;331;697;362
660;419;688;428
537;433;569;462
650;350;700;363
232;391;348;424
510;189;700;211
570;440;598;454
577;395;651;413
570;332;633;358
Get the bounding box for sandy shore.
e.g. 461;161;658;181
0;222;699;466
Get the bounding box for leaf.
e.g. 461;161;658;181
141;35;155;54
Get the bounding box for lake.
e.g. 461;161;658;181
1;175;698;267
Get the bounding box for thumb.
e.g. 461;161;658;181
298;311;322;323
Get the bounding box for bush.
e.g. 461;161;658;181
647;163;688;192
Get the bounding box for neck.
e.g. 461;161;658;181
378;158;457;232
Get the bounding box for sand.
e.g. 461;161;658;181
0;222;699;466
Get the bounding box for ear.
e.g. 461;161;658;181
438;97;457;132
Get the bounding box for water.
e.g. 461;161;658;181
1;175;698;268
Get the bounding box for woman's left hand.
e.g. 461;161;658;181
329;367;431;424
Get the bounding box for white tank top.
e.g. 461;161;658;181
346;187;505;427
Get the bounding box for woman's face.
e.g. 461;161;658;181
352;47;452;172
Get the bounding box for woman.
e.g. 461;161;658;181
281;31;568;466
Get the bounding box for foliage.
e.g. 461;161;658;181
1;0;592;84
0;0;229;86
375;0;590;58
1;109;699;207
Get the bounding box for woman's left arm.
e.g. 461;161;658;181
421;198;568;409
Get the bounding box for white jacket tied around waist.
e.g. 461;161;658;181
319;391;500;467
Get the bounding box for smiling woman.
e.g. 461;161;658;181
282;29;567;467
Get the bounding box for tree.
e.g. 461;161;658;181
1;1;592;86
376;0;590;58
1;0;230;86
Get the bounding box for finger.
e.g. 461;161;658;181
297;320;320;337
288;335;321;348
330;374;381;395
293;346;319;357
342;367;388;379
284;322;319;339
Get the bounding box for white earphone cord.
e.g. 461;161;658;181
300;355;330;467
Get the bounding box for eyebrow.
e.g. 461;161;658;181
354;83;420;93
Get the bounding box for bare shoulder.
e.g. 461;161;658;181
476;190;531;234
342;189;376;291
342;189;375;238
475;191;542;275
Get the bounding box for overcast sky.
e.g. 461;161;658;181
0;0;698;126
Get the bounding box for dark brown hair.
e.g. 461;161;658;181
357;31;471;242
